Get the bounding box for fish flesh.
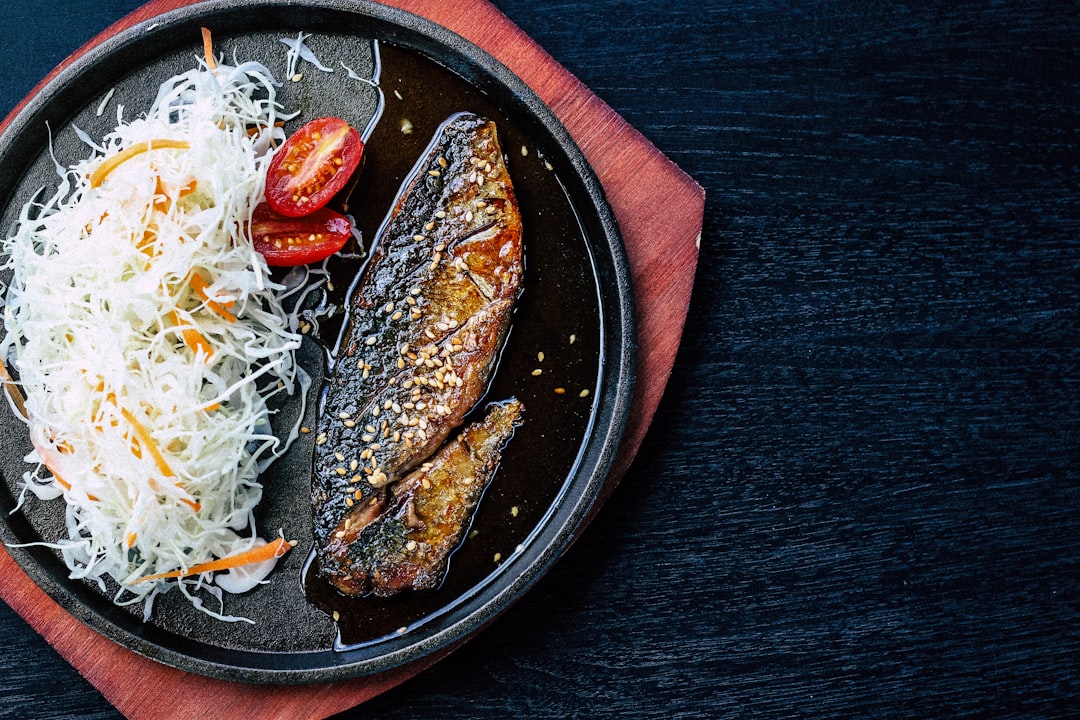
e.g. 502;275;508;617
321;399;523;596
312;112;523;594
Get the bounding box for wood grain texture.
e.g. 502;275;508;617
0;0;700;718
4;0;1080;718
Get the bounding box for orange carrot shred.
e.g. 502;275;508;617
132;536;294;584
188;273;237;322
89;139;190;188
168;310;214;360
201;27;218;73
120;407;175;478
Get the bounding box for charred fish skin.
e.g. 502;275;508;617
312;113;523;587
322;399;524;597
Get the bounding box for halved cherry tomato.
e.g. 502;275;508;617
265;117;363;217
250;202;352;266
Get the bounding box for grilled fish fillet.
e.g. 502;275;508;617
321;399;523;596
312;112;523;594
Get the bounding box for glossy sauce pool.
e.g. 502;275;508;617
299;43;603;647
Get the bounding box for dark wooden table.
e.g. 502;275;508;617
1;1;1076;718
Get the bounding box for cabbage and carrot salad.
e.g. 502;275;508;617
0;39;307;621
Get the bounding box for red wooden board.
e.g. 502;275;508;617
0;1;703;717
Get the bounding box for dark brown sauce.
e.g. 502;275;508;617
299;44;602;647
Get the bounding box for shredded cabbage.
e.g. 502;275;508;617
1;57;303;621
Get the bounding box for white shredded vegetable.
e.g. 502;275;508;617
1;56;303;622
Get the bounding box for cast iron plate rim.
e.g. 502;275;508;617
0;0;636;684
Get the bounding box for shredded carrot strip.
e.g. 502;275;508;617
188;273;237;321
28;436;97;498
120;407;175;478
180;497;202;513
125;532;137;548
168;310;214;360
201;27;217;73
90;139;190;188
246;120;284;137
132;536;294;583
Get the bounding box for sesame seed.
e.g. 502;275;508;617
428;169;440;177
333;611;340;621
424;221;435;231
521;145;528;156
316;433;327;445
569;334;577;344
531;368;543;376
345;497;354;507
555;387;566;395
437;156;448;168
511;506;519;517
406;540;417;551
493;552;502;563
365;336;377;345
339;411;351;420
538;351;545;362
580;389;591;397
334;452;345;462
413;234;426;242
300;426;311;434
335;467;347;475
344;419;356;428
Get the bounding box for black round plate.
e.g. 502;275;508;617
0;0;634;684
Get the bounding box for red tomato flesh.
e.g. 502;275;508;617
265;117;363;217
250;202;352;266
